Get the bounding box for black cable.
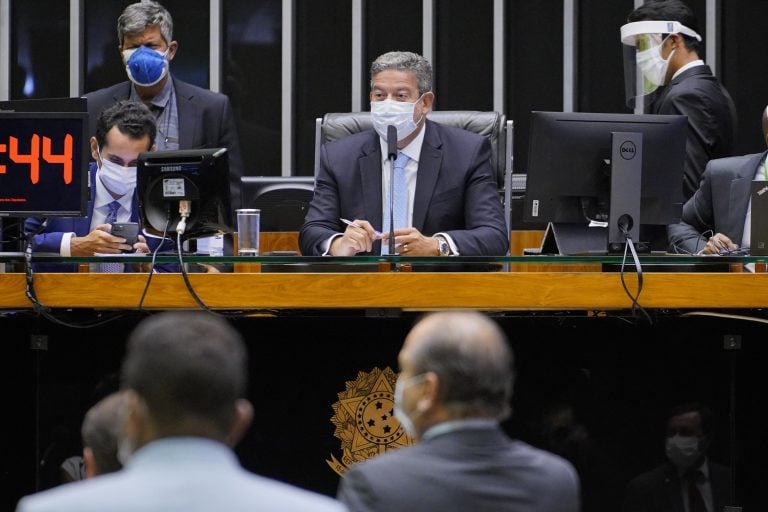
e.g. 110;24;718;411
137;216;172;311
618;232;653;324
23;223;127;328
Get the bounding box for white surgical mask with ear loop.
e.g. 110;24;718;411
393;373;427;437
97;145;137;197
371;95;426;142
635;35;675;89
665;434;703;470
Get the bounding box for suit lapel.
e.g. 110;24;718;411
174;80;200;148
726;152;765;242
412;121;442;231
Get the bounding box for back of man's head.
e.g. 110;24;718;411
81;391;126;477
406;310;514;420
120;311;248;440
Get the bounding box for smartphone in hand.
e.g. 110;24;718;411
110;222;139;253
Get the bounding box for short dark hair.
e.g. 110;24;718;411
627;0;701;53
668;401;714;437
81;391;125;475
120;312;248;438
94;100;156;150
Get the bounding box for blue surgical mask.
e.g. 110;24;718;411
371;95;425;143
97;146;137;197
122;46;169;87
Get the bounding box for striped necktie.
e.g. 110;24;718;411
382;152;410;255
100;201;123;273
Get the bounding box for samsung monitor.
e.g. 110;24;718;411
523;111;687;254
0;98;89;218
137;148;233;241
240;176;314;231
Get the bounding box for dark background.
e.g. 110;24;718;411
1;309;765;511
5;0;768;179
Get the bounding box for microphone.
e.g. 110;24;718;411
387;125;397;255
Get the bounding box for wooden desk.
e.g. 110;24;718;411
2;271;767;310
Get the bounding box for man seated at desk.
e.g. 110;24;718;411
299;51;508;257
667;104;768;257
24;100;168;272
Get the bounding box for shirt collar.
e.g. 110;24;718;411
94;172;134;210
672;60;705;80
129;75;174;110
421;418;497;441
378;121;427;165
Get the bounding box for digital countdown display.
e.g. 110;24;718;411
0;112;88;217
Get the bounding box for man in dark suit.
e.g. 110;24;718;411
621;0;736;200
299;51;508;257
84;1;243;213
667;104;768;255
336;310;580;512
622;402;732;512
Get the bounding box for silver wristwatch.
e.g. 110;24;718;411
436;236;451;256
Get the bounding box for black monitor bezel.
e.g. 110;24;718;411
523;110;687;228
0;111;89;218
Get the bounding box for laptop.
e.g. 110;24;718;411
750;180;768;255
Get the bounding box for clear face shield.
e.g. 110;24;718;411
620;20;701;110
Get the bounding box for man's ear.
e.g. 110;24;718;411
83;447;98;479
224;399;254;447
90;136;99;161
421;91;435;113
166;40;178;62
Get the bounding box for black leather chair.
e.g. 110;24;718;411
313;110;513;231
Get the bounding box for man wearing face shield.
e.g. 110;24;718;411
621;402;732;512
299;51;509;257
621;0;737;201
84;1;244;220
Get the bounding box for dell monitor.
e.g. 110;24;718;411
523;111;687;254
137;148;233;241
0;98;89;218
240;176;314;231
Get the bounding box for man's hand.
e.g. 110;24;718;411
330;219;381;256
381;228;439;256
69;224;135;256
699;233;738;255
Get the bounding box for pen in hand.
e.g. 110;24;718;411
340;218;382;238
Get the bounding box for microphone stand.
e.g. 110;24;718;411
387;125;397;257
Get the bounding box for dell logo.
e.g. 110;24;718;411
619;141;637;160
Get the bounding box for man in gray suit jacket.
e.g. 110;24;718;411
300;51;508;257
667;105;768;255
336;310;580;512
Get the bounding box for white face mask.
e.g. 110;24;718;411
371;96;426;143
635;35;674;89
665;434;703;470
393;373;426;437
97;147;137;197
